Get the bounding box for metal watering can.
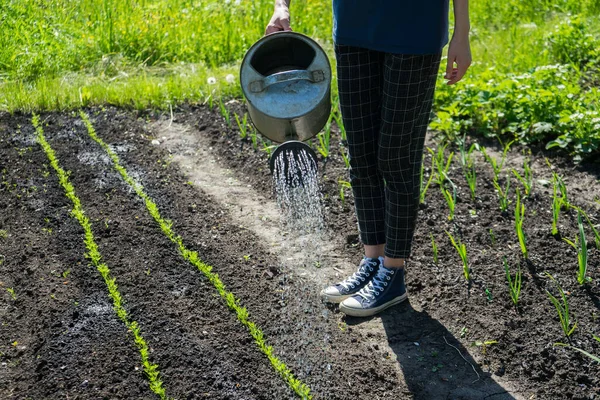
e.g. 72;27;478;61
240;32;332;177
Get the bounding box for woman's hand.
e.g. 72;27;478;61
444;35;472;85
265;1;292;35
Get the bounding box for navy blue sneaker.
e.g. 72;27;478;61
339;264;407;317
320;257;381;303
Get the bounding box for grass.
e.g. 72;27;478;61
545;273;577;339
32;114;169;399
79;111;312;399
554;343;600;363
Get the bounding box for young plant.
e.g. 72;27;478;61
489;229;496;246
218;98;231;127
546;273;577;338
463;159;477;201
332;109;347;142
430;233;438;264
554;343;600;363
340;146;350;170
428;144;454;186
573;206;600;250
338;180;351;206
234;112;248;140
446;231;469;282
316;116;333;159
512;158;533;196
504;257;522;307
556;174;571;211
551;176;562;236
563;211;591;285
419;155;435;204
492;176;511;213
441;185;456;221
6;287;16;301
249;127;258;150
514;189;528;259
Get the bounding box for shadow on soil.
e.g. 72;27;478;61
346;301;518;400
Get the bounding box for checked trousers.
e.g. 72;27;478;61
335;45;441;259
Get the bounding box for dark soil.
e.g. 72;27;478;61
1;104;599;400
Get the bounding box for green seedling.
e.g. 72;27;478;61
316;115;333;159
572;206;600;250
463;159;477;201
473;340;498;355
428;144;454;186
250;127;258;150
430;233;439;264
419;155;435;204
441;186;456;221
446;231;470;282
62;269;71;279
512;162;533;197
551;176;562;235
6;287;16;301
0;230;7;239
489;229;496;246
338;180;351;206
514;189;528;259
556;174;570;211
218;98;231;127
332;110;347;142
504;257;522;307
340;146;350;170
563;211;591;285
492;176;511;213
554;343;600;363
234;112;248;140
545;273;577;338
243;255;251;262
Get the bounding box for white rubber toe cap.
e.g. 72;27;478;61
340;296;362;310
320;286;350;303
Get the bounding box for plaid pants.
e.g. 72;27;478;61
335;45;441;259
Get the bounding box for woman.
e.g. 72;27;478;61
266;0;471;317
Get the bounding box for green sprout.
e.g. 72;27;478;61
572;206;600;250
504;257;522;308
430;233;438;264
545;273;577;338
428;144;454;187
492;176;511;213
446;231;469;282
489;229;496;246
338;180;351;206
514;189;528;259
554;343;600;363
463;159;477;201
419;154;435;204
218;98;231;127
512;159;533;196
234;112;249;140
551;177;562;236
316;114;333;159
441;186;456;221
6;287;16;301
563;211;591;285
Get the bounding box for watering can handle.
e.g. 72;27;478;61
249;69;325;93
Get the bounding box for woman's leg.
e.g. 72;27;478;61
335;44;386;253
378;53;441;265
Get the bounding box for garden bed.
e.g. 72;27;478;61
1;106;599;399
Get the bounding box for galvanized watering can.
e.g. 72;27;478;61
240;31;331;176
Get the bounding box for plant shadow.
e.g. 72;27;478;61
345;300;521;400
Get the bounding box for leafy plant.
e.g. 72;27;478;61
504;257;522;307
473;340;498;355
514;189;528;259
563;211;591;285
430;233;438;264
492;176;511;213
446;231;470;282
545;273;577;338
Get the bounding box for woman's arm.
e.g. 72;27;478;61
445;0;472;85
265;0;292;35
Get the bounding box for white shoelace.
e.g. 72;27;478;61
358;266;394;300
338;259;377;290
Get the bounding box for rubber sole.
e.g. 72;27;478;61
320;290;351;304
339;292;408;317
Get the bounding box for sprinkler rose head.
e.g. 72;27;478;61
269;141;318;186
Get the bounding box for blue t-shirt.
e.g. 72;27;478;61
333;0;450;54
